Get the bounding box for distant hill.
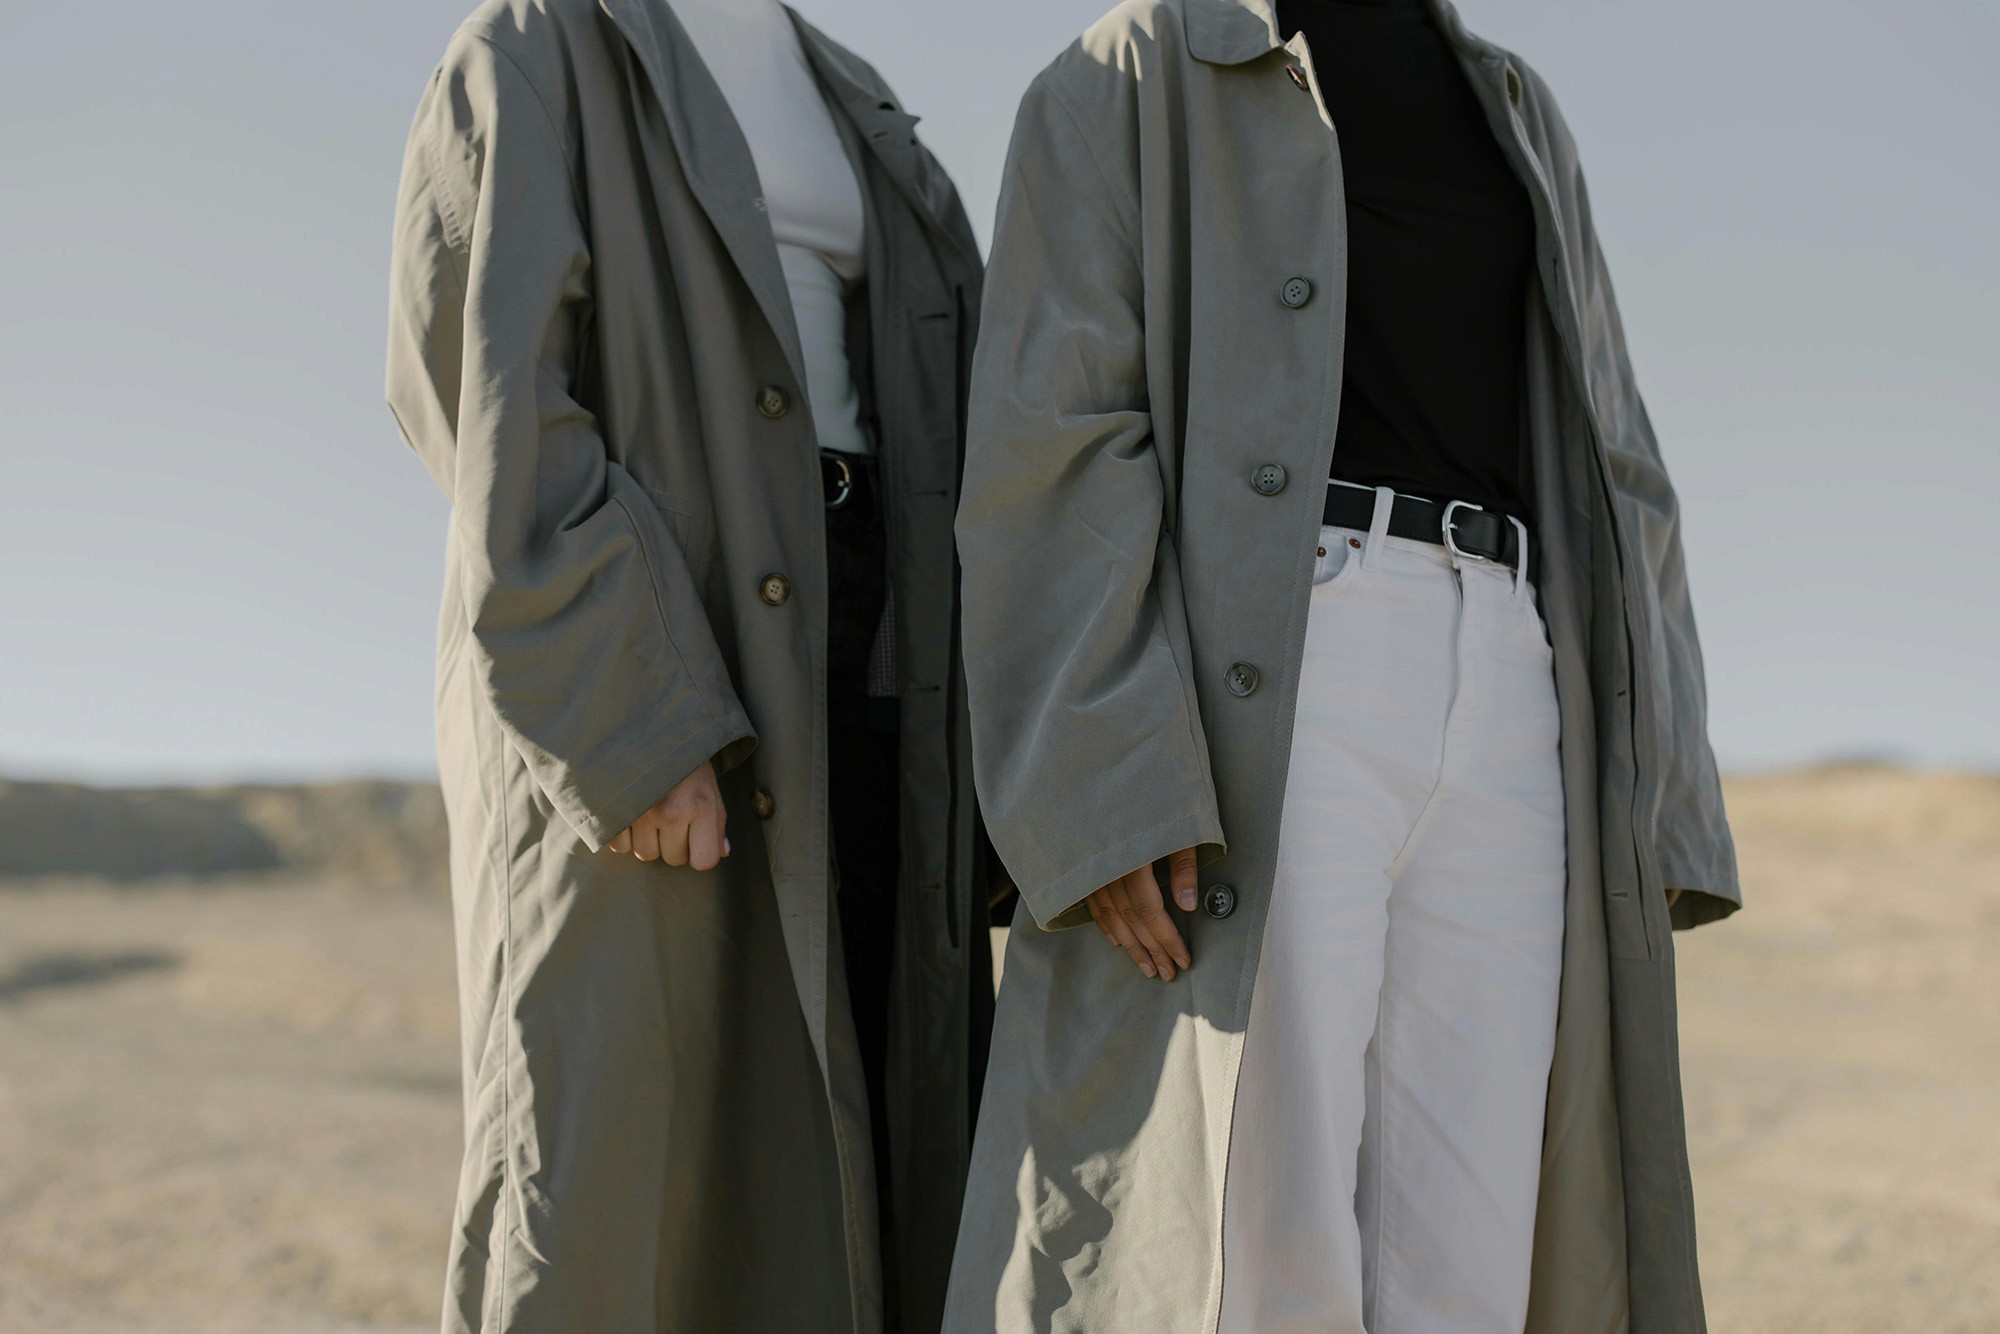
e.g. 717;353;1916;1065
0;778;447;886
2;762;1993;888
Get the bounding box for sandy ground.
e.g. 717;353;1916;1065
0;766;1995;1331
1674;768;2000;1330
0;880;459;1333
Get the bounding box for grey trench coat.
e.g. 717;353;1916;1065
384;2;985;1330
948;0;1739;1330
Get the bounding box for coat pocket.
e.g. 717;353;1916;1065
638;485;716;596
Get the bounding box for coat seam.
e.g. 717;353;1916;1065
609;490;730;730
492;717;515;1331
1041;84;1144;265
419;107;471;259
465;33;580;171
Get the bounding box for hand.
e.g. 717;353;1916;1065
1084;847;1198;981
607;760;730;871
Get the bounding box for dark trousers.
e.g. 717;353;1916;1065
823;451;903;1309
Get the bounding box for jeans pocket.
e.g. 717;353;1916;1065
1313;529;1368;592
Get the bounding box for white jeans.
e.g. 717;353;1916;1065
1219;487;1567;1334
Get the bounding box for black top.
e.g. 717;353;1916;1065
1278;0;1537;519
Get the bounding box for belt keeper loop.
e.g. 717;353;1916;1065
1508;515;1531;603
1363;486;1396;571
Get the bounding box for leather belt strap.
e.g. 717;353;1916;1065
1322;483;1524;571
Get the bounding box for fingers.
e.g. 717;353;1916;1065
630;821;662;863
658;814;692;867
1094;883;1157;978
611;760;737;871
1108;866;1188;981
685;805;723;871
686;820;721;871
1085;891;1118;944
1126;865;1192;975
665;771;727;869
1169;846;1199;913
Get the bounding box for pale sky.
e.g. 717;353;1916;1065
1;0;1995;784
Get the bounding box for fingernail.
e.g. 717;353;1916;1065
1139;962;1156;978
1177;890;1196;911
723;838;732;856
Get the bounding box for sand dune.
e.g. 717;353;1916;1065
0;765;1993;1331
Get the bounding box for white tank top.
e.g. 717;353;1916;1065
670;0;872;455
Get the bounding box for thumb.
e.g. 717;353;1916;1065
1170;846;1199;912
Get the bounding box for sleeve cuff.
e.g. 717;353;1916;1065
565;712;759;852
1020;809;1227;931
1667;885;1740;931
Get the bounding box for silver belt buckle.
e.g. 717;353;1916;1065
824;454;853;510
1441;499;1490;562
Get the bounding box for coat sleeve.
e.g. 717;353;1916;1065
1612;383;1741;931
955;75;1225;931
1558;145;1740;930
385;34;755;850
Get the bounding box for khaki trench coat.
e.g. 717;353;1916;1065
948;0;1739;1330
384;2;986;1330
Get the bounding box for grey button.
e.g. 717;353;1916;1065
758;572;791;606
1280;276;1313;309
752;788;776;819
1203;884;1238;919
1251;463;1288;496
1225;662;1260;697
756;386;790;419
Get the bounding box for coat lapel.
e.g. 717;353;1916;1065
598;0;807;391
788;11;973;263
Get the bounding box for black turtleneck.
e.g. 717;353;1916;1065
1279;0;1537;520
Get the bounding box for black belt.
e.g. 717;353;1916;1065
1323;483;1524;570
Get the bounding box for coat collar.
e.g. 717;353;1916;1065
1180;0;1577;380
1184;0;1282;65
1183;0;1535;191
1185;0;1508;71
